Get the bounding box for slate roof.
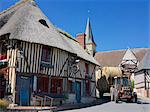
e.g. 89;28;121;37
0;0;99;65
94;48;149;67
85;18;96;45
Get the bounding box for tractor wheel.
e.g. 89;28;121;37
99;92;104;98
132;96;137;103
115;96;119;103
115;98;119;103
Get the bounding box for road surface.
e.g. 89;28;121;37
60;101;150;112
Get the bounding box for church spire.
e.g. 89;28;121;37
85;17;96;45
85;18;96;56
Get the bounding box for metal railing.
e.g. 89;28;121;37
33;95;44;109
33;94;54;109
44;95;53;107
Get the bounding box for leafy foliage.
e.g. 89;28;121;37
0;99;9;110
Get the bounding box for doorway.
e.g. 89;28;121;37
76;81;81;103
16;75;32;106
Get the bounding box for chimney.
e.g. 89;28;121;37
76;33;86;49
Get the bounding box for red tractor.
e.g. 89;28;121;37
114;76;137;103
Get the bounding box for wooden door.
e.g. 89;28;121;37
16;76;32;106
51;78;63;94
0;76;6;98
76;81;81;103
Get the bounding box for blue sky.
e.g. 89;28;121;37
0;0;149;52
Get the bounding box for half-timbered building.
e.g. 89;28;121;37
0;0;99;106
135;49;150;98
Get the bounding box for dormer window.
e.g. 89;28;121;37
39;19;49;28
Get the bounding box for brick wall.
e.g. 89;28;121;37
76;33;86;49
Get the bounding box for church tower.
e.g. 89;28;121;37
85;18;96;56
76;18;96;56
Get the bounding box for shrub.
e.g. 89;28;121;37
0;99;9;110
131;80;135;89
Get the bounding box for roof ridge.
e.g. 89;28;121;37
0;0;34;16
57;28;79;43
97;49;126;53
96;48;149;53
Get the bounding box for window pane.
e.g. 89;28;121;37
42;49;46;61
41;46;51;62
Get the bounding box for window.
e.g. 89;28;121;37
68;80;75;93
39;19;49;28
37;77;49;93
41;46;51;62
85;63;89;76
51;78;63;94
0;43;7;60
0;76;6;98
85;63;90;96
122;77;129;86
85;79;90;96
40;46;53;70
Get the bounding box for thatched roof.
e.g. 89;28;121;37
137;49;150;70
94;48;149;67
0;0;73;52
0;0;99;65
58;29;99;65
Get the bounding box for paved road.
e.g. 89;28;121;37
60;101;150;112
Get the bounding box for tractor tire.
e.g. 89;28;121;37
132;96;137;103
115;99;119;103
133;92;137;103
115;96;119;103
99;92;104;98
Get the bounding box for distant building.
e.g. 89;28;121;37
0;0;99;106
95;48;148;67
135;49;150;97
94;48;149;97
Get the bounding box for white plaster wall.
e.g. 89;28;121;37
78;60;85;78
96;69;101;81
95;69;101;98
89;63;96;97
90;82;96;97
96;89;100;98
135;73;145;88
136;88;145;97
